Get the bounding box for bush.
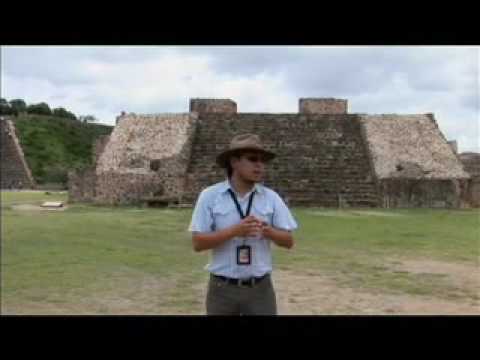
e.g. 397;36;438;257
27;103;52;116
0;98;17;116
53;107;77;120
9;99;27;114
79;115;97;123
42;165;69;185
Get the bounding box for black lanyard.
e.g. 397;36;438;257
227;188;255;220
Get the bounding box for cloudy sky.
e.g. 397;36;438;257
1;46;478;152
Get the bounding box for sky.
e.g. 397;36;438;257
1;46;478;153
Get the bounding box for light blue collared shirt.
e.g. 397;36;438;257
188;179;298;279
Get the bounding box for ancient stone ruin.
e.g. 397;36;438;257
68;98;475;208
68;134;110;203
360;114;470;208
1;117;35;189
459;152;480;207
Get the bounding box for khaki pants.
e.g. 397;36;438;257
206;274;277;315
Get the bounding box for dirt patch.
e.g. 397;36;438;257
272;267;479;315
349;211;404;217
307;211;359;218
2;272;206;315
4;262;478;315
307;210;404;218
387;258;480;294
2;190;62;193
81;273;179;314
10;204;68;211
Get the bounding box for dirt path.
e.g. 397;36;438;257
3;259;478;315
273;258;480;315
2;272;202;315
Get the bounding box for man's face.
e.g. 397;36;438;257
231;151;267;182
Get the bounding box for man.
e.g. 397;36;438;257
189;133;298;315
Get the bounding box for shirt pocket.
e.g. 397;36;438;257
211;202;237;230
254;204;274;226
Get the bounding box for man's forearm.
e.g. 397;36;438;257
264;227;294;249
193;223;294;252
192;227;236;252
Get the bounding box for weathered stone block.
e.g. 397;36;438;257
299;98;348;114
190;99;237;114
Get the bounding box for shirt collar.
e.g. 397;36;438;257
220;179;264;196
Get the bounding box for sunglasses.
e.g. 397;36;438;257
244;155;267;163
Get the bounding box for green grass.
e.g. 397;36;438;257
13;114;112;184
1;192;209;313
1;191;67;207
272;208;479;299
275;208;479;265
1;192;479;314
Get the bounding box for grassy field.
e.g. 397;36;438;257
1;191;479;314
13;114;113;184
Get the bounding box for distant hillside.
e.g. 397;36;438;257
13;114;113;185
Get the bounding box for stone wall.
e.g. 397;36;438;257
184;113;379;207
95;113;197;204
359;114;470;208
448;140;458;154
190;99;237;115
460;152;480;177
459;152;480;207
299;98;348;114
68;167;96;203
93;135;110;163
359;114;469;180
0;118;35;189
379;179;468;208
68;135;110;203
95;171;164;205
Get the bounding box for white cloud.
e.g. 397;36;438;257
1;45;478;153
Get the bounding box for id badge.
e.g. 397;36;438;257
236;245;251;266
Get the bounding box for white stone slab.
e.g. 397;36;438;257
41;201;64;208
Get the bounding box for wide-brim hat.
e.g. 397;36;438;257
216;134;276;168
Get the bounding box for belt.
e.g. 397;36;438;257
211;273;269;287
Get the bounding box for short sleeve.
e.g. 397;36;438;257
188;189;214;233
272;192;298;231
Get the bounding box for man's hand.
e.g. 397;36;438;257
260;221;272;237
233;215;263;237
193;216;293;252
259;221;294;249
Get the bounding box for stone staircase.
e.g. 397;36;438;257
183;113;380;207
0;119;35;189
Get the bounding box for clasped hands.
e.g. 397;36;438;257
233;215;271;238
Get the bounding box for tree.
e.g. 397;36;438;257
9;99;27;114
0;98;15;116
53;107;77;120
66;111;77;121
79;115;97;123
53;107;67;117
27;102;52;116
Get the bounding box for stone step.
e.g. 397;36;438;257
188;117;377;207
